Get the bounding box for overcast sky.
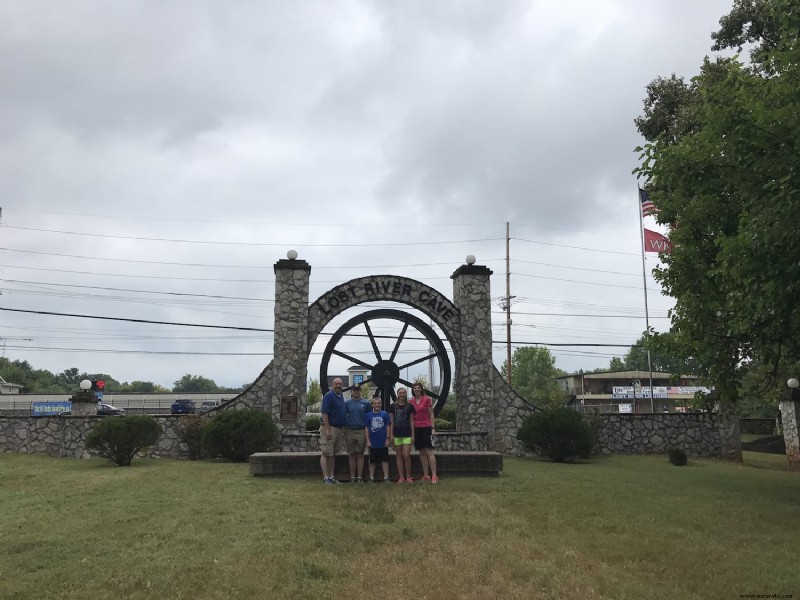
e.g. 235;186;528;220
0;0;735;391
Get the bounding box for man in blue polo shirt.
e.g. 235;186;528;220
320;378;346;484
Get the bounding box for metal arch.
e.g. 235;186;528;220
319;309;451;415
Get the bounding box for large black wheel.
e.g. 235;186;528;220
319;309;451;415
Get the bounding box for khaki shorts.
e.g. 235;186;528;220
319;426;345;456
345;428;366;454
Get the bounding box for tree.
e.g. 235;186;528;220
173;374;219;393
119;381;169;393
608;333;704;376
634;0;800;404
501;347;565;409
307;378;322;407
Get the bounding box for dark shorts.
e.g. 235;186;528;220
415;427;433;450
369;447;389;463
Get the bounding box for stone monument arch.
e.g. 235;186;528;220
230;255;533;453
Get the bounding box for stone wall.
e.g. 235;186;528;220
0;413;742;461
590;413;742;460
0;415;192;460
280;430;489;453
491;367;536;455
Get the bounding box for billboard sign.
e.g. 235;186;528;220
32;402;72;416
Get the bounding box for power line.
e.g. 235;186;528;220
492;310;669;319
0;307;275;331
513;236;639;256
1;225;502;248
0;247;504;270
512;272;646;290
0;278;274;303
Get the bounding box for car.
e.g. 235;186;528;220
199;401;219;413
171;399;196;415
97;403;125;416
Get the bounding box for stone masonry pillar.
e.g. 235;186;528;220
271;256;311;434
779;387;800;471
451;262;495;447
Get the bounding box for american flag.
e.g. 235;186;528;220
639;188;658;217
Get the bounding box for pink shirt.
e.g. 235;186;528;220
410;395;433;428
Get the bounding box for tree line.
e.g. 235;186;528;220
0;357;246;394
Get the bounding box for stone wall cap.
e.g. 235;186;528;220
451;264;493;279
274;259;311;273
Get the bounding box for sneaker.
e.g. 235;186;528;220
330;478;340;485
324;478;335;485
396;477;405;485
368;477;375;484
405;477;414;484
431;476;439;484
422;475;431;482
357;477;364;484
384;477;390;483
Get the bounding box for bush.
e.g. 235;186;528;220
517;408;592;462
202;410;279;462
306;415;321;431
435;418;455;431
668;448;688;466
177;415;207;460
85;415;161;466
438;405;456;423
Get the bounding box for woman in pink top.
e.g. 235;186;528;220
410;382;438;483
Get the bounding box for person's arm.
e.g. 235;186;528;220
410;407;416;441
386;413;392;447
429;401;436;435
389;410;395;443
365;425;371;448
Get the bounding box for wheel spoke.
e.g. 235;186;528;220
389;321;409;362
398;377;439;400
363;322;383;362
389;388;397;403
396;352;440;371
331;349;373;370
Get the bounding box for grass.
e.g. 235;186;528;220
0;453;798;600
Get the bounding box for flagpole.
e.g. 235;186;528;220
637;187;655;412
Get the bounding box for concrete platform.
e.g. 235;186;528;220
250;451;503;479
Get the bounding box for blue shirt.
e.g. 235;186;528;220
345;398;371;429
365;410;390;447
321;389;346;427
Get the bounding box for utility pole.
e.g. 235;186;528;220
505;222;513;386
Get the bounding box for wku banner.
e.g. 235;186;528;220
644;228;671;253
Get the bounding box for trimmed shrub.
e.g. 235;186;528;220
438;405;456;423
177;415;207;460
85;415;161;467
668;448;688;466
306;415;321;431
202;410;279;462
435;418;455;431
517;407;592;462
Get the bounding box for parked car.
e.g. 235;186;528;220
199;401;219;413
171;399;196;415
97;403;125;416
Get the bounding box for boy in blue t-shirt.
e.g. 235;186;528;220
364;397;392;482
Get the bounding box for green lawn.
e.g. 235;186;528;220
0;453;797;600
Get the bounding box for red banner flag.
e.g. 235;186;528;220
644;228;671;253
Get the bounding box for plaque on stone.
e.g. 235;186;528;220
280;396;298;421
